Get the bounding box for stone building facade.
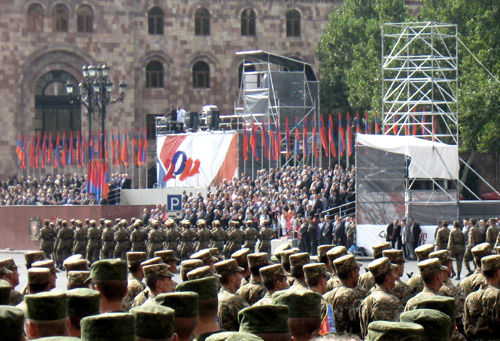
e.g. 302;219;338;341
0;0;422;181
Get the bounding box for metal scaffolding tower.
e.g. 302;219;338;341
382;22;458;145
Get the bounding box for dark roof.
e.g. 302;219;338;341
235;50;317;81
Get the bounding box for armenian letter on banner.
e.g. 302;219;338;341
156;132;238;188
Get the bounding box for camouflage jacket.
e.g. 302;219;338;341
460;269;485;296
392;279;414;306
237;277;267;306
358;271;375;292
122;274;146;311
406;273;424;295
360;285;403;338
440;278;466;318
435;227;450;249
464;283;500;340
326;274;342;292
217;287;249;331
253;292;273;306
289;279;308;292
404;287;440;311
324;284;367;336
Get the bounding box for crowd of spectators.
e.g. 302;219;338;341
0;173;131;206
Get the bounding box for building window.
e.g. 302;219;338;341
286;9;300;37
148;6;164;35
77;5;93;33
53;4;68;32
27;3;44;32
146;61;164;88
192;61;210;88
146;114;162;139
241;9;256;36
195;7;210;36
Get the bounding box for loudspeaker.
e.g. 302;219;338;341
186;111;199;131
207;110;220;130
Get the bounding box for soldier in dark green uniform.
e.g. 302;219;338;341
243;220;258;253
196;219;212;252
179;220;197;260
147;220;166;259
86;220;101;264
114;220;131;260
100;220;116;260
73;220;88;258
55;220;74;268
258;220;275;257
165;219;181;258
211;220;227;256
225;221;244;259
130;220;148;253
39;219;56;259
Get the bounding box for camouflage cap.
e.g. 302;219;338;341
126;252;147;266
186;265;220;280
141;257;164;267
28;267;50;285
400;309;451;341
412;295;456;323
90;259;127;281
417;258;447;275
303;263;327;281
366;321;424;341
238;305;290;334
368;257;398;279
81;312;135;341
32;259;60;273
231;248;251;267
0;306;24;341
64;258;90;272
414;244;435;261
212;220;221;227
156;291;199;318
372;242;392;259
190;249;218;264
130;305;175;339
0;266;12;275
181;259;204;277
215;259;244;275
176;276;219;300
67;270;91;289
143;263;174;279
181;219;191;226
155;250;180;263
0;258;16;270
66;288;100;318
472;243;493;260
280;249;298;265
382;249;406;264
317;244;335;260
259;264;287;283
25;291;67;321
0;279;12;305
481;254;500;272
209;247;224;261
289;252;310;267
429;250;454;265
326;246;348;263
273;289;322;318
197;219;207;227
333;254;362;274
206;331;264;341
63;254;83;265
273;243;292;259
247;253;271;269
24;251;45;267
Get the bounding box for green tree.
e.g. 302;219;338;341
316;0;410;114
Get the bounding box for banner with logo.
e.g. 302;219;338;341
156;132;238;188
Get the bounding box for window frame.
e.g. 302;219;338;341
145;60;165;89
27;3;44;32
76;5;93;33
286;9;300;37
192;61;210;89
148;6;164;35
52;3;68;32
194;7;210;36
241;8;256;36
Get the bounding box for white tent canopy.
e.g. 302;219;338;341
356;134;459;180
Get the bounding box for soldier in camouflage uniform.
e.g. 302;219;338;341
195;219;212;252
224;221;244;259
486;218;500;249
460;242;491;296
132;257;164;307
324;254;367;337
54;220;74;268
317;244;335;276
448;221;465;280
254;264;289;306
406;244;435;295
147;220;165;259
243;220;258;253
86;220;101;264
114;220;131;260
0;258;23;306
326;246;348;291
303;262;333;328
39;220;56;260
210;220;227;255
129;220;147;253
464;218;482;276
100;220;116;260
179;220;197;260
358;242;391;293
214;259;249;331
435;221;451;251
464;254;500;339
404;258;447;311
257;220;275;258
382;249;414;306
359;257;403;338
136;263;175;306
289;252;310;291
72;220;88;258
164;219;181;257
237;252;270;305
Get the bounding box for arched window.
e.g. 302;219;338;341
195;8;210;36
77;5;93;33
146;61;164;88
52;4;68;32
286;9;300;37
192;61;210;88
238;63;256;88
35;71;81;136
27;3;44;32
148;6;164;35
241;9;256;36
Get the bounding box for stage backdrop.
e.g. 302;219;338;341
157;131;238;188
